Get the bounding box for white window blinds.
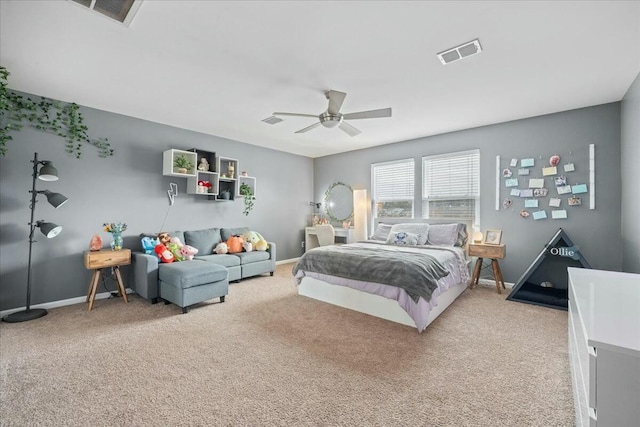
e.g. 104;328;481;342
371;158;414;218
422;150;479;222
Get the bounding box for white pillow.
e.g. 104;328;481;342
371;223;393;241
386;223;430;245
387;231;419;246
427;223;459;246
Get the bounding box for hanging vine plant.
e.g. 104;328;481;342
239;183;255;216
0;66;113;158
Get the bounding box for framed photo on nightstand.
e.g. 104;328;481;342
484;229;502;245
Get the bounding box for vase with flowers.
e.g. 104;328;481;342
103;222;127;250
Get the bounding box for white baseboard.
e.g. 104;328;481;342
0;288;134;318
477;278;514;289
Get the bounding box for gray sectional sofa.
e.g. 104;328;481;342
131;226;276;304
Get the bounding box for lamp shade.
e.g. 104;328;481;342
38;161;59;181
37;221;62;238
41;190;69;208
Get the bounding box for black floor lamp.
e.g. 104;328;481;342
2;152;69;323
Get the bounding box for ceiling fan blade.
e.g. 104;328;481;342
338;121;361;137
273;112;318;118
295;122;322;134
342;107;392;120
326;90;347;115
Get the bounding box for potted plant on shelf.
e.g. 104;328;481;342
173;155;193;174
239;183;255;216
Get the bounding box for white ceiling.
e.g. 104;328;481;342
1;1;639;158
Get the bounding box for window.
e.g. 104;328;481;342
422;150;479;224
372;159;414;219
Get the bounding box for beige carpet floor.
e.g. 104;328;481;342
0;262;573;427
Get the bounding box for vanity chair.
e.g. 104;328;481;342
315;224;336;246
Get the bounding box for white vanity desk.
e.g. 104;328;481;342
305;226;354;251
568;267;640;427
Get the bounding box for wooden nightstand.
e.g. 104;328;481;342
83;249;131;311
469;243;506;294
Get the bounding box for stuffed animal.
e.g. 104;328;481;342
242;241;253;252
214;242;228;254
180;245;198;261
155;243;175;263
170;236;184;248
226;235;244;254
168;242;184;261
157;232;171;247
141;237;159;257
242;231;268;251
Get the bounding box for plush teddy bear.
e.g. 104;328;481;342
226;235;244;254
157;232;171;247
141;236;159;256
180;245;198;261
214;242;228;254
242;231;268;251
155;243;175;263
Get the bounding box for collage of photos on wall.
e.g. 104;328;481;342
502;152;588;220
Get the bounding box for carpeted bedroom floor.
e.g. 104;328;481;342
0;262;573;426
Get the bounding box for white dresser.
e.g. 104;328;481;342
304;226;354;251
568;267;640;427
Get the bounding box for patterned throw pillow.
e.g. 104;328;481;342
386;223;430;245
388;231;419;246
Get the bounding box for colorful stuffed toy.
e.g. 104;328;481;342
141;237;159;257
155;243;175;263
157;232;171;247
226;235;243;254
242;231;268;251
180;245;198;260
214;242;228;254
242;241;253;252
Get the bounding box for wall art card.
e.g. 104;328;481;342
532;210;547;220
519;189;533;197
528;178;545;188
510;158;518;167
542;166;557;176
564;163;575;172
510;189;521;196
572;184;588;194
533;188;548;197
505;178;519;187
557;185;572;195
524;199;538;208
518;168;530;176
502;168;513;178
554;175;567;186
549;198;562;207
568;196;582;206
552;209;568;219
521;158;535;167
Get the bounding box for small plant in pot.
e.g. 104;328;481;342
239;183;255;216
173;155;193;174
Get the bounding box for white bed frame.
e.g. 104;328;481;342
297;218;472;330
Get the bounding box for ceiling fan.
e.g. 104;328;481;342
272;90;392;137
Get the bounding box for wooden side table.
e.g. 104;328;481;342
469;243;506;294
83;249;131;311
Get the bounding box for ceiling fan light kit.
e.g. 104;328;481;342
437;38;482;65
269;90;392;137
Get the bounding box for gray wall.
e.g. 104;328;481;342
0;93;313;311
621;71;640;273
314;103;623;283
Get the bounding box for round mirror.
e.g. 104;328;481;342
324;182;353;223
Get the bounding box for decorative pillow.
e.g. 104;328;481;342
388;231;419;246
386;223;429;245
455;224;468;247
371;223;393;241
427;223;459;246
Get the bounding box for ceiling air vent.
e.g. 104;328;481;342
70;0;142;26
437;39;482;65
262;116;283;125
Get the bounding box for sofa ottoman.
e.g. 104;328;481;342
158;261;229;313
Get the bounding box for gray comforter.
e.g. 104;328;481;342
292;243;450;303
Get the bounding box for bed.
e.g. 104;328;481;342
293;219;472;332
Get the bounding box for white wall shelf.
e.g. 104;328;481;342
163;149;197;177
